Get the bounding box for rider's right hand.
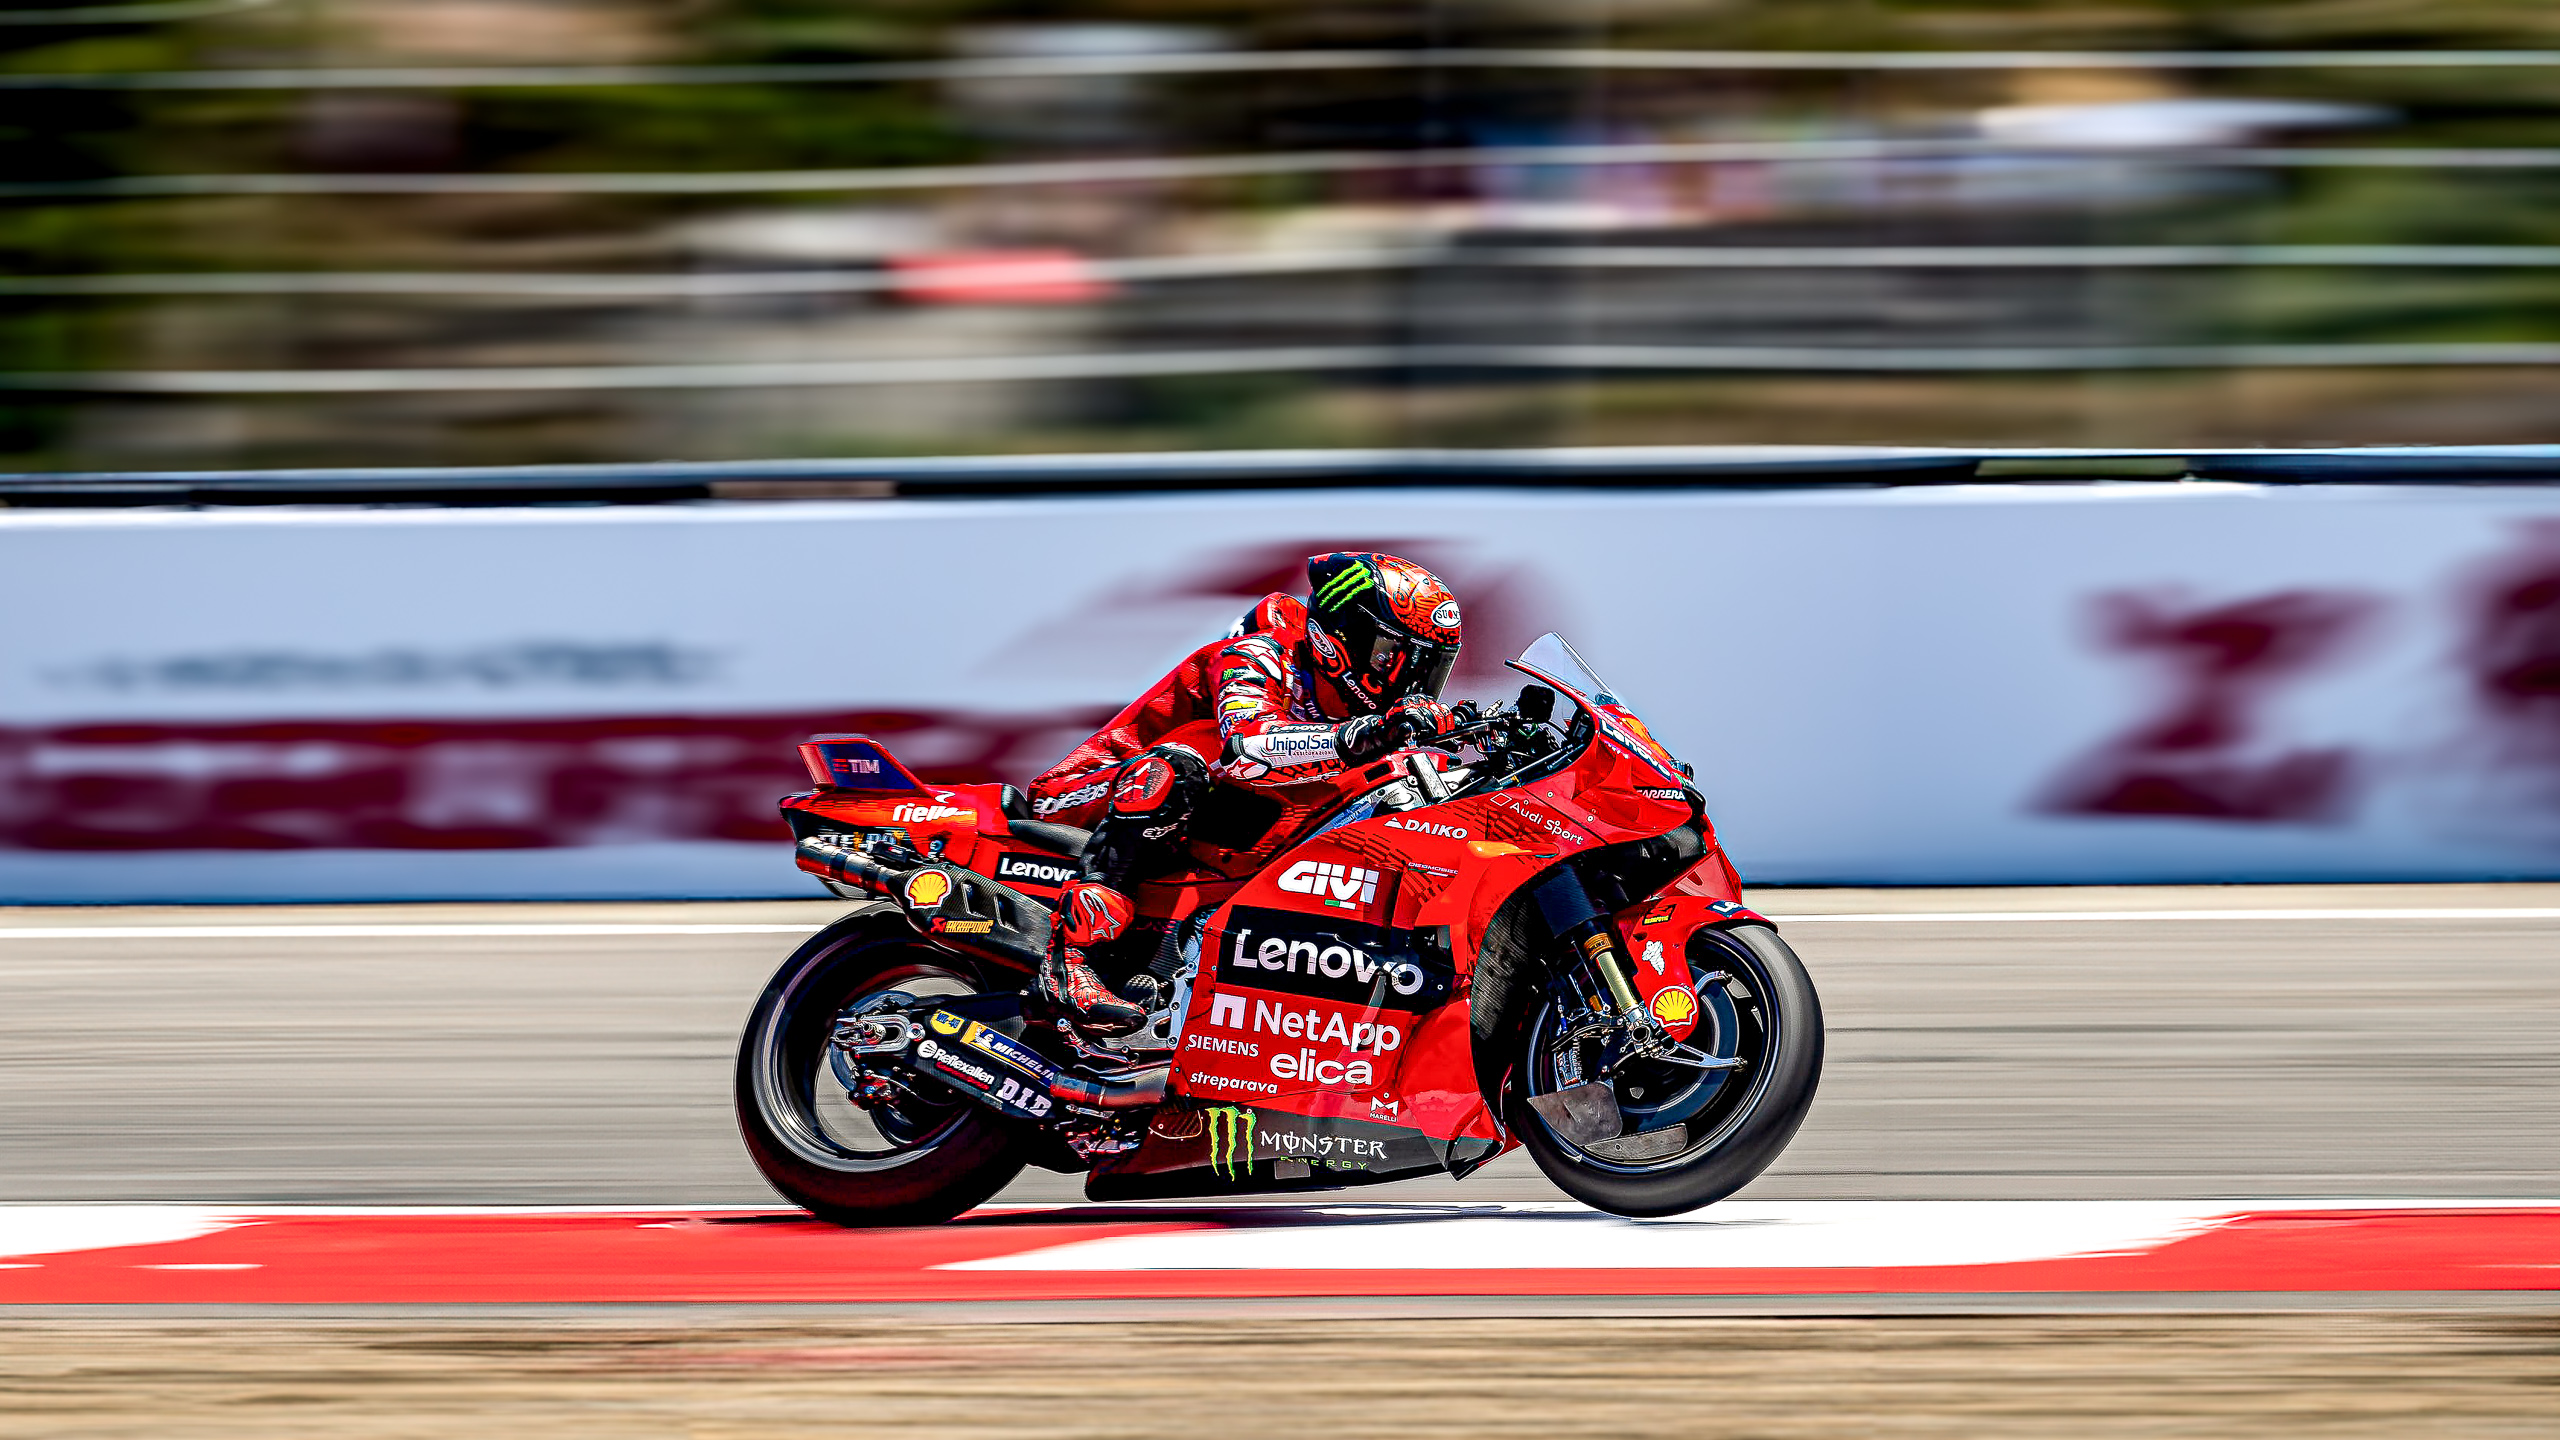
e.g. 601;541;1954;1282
1386;695;1458;746
1338;696;1458;763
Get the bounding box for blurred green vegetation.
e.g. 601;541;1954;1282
4;1;2560;465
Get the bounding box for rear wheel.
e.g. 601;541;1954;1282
735;910;1028;1226
1510;923;1822;1217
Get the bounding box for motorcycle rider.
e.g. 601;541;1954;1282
1026;551;1466;1035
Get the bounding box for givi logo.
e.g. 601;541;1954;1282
1276;860;1378;911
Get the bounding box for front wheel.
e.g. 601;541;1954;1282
735;910;1028;1226
1510;923;1823;1217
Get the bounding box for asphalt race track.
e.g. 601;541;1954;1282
4;885;2555;1436
4;882;2557;1209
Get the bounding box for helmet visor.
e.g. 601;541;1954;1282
1364;632;1461;702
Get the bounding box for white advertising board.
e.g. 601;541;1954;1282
6;482;2560;901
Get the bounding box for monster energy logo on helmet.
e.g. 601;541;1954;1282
1205;1105;1258;1180
1304;551;1462;708
1312;560;1377;613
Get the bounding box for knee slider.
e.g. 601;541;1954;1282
1110;745;1208;817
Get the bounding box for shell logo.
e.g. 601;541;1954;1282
902;869;953;908
1649;986;1699;1026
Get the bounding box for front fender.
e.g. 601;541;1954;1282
1618;893;1767;1040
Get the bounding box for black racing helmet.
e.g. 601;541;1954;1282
1303;551;1464;712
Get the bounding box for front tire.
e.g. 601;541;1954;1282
1510;923;1823;1217
735;909;1028;1226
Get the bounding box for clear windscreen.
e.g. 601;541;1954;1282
1507;633;1687;786
1510;634;1619;708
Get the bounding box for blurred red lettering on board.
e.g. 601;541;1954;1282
2041;588;2379;824
2462;521;2560;765
0;709;1105;852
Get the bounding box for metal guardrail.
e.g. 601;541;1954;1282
4;446;2556;506
10;140;2557;201
10;247;2560;300
11;343;2560;396
12;46;2560;88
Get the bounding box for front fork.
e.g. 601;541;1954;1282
1529;868;1666;1072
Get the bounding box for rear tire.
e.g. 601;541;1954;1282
1510;923;1822;1217
735;909;1028;1226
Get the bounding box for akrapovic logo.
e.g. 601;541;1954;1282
1276;860;1378;910
1382;817;1467;839
994;852;1075;888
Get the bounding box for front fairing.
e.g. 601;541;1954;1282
1507;633;1691;793
1162;642;1718;1165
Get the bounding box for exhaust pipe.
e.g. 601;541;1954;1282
796;835;896;894
1050;1063;1168;1110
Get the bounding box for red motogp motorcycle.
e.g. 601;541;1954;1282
737;635;1822;1223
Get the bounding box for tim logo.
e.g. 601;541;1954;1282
1276;860;1378;911
832;757;882;777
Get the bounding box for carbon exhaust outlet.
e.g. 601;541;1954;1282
795;835;894;894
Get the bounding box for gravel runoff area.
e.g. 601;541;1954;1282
1;1313;2556;1439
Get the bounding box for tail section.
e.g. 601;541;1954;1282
797;734;934;795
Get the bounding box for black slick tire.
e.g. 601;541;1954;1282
1509;923;1823;1218
734;908;1028;1227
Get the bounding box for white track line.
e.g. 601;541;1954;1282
0;908;2555;940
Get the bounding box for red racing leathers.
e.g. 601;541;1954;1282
1027;589;1457;1034
1028;593;1364;828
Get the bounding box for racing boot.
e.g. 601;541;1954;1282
1039;879;1146;1038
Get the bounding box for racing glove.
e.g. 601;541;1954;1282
1336;696;1458;763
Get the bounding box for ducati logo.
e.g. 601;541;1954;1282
1276;860;1378;910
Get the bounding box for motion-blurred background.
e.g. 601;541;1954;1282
8;0;2560;1255
10;0;2560;470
